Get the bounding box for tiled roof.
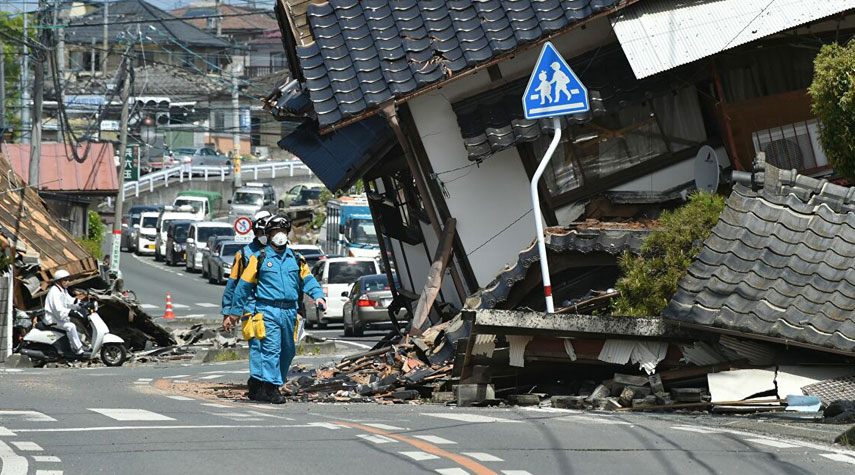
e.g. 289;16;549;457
51;64;230;98
465;226;652;310
290;0;627;128
65;0;228;48
665;156;855;354
171;4;278;32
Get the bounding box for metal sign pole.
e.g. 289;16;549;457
530;117;561;313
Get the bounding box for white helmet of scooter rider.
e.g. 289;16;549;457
54;269;70;281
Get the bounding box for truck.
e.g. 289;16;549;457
173;190;223;221
318;196;380;259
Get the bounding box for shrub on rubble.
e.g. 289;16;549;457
77;211;105;259
611;192;725;316
809;40;855;181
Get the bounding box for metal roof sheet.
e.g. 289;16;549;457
611;0;855;79
2;143;118;194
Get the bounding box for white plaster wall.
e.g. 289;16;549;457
410;90;536;288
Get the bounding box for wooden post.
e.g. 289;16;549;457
409;218;457;336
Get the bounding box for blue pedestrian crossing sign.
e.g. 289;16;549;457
522;42;589;120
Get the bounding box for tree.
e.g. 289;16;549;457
611;192;726;317
0;12;25;132
809;41;855;181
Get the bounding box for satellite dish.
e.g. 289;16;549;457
694;145;720;193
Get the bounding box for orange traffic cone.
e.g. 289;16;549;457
163;293;176;319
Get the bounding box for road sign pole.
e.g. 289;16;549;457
531;117;561;313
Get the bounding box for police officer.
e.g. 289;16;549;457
222;210;270;400
229;215;326;404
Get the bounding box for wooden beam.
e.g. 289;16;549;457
410;217;457;336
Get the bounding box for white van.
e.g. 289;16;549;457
306;257;381;328
135;211;161;255
185;221;235;272
154;206;198;262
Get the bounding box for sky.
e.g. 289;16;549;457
1;0;276;14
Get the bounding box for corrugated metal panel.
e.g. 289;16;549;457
612;0;855;79
1;143;118;193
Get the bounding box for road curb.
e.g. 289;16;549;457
191;347;250;363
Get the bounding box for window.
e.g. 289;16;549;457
328;261;378;284
198;227;233;243
751;119;829;173
214;112;225;132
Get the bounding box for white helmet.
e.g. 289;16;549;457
54;269;70;281
252;210;271;222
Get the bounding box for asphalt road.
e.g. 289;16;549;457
2;361;855;475
119;250;385;349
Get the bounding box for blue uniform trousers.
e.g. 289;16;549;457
256;302;297;386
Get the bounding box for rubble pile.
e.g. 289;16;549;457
281;318;468;403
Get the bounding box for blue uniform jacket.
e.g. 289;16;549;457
221;240;263;316
232;246;324;313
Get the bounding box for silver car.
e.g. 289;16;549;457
342;274;405;337
171;147;231;170
208;241;243;285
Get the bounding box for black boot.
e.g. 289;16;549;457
247;377;262;400
263;382;286;404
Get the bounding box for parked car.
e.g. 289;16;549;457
228;183;277;219
283;183;324;207
306;257;381;329
342;274;404;337
135;211;160;255
172;147;231;170
122;205;160;252
164;220;193;266
185;222;234;272
173;191;223;221
290;244;326;268
201;235;238;279
154;206;198;261
209;240;243;285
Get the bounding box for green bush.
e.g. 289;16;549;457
809;41;855;181
611;192;726;316
77;211;105;259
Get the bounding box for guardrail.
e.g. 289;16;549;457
123;160;310;199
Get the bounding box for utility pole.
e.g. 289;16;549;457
55;0;65;80
215;0;222;37
1;40;5;133
29;0;48;189
232;64;242;188
101;0;109;74
110;52;132;275
21;6;30;144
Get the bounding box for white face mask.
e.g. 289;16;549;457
271;232;288;247
257;235;268;245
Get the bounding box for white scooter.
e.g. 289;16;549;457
16;299;128;367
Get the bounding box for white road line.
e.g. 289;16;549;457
139;304;158;309
198;374;224;380
88;408;175;421
413;435;456;445
745;438;801;449
201;370;248;374
435;469;468;475
671;426;725;434
502;471;534;475
196;303;219;308
399;451;439;461
356;434;397;444
35;471;62;475
171;303;190;309
821;453;855;464
165;396;194;401
245;411;294;421
0;426;16;436
332;340;373;349
1;369;24;373
462;452;503;462
163;375;191;379
364;423;404;431
422;414;520;424
12;423;341;433
0;411;56;422
10;441;42;452
560;415;632;425
201;403;230;408
307;422;343;430
32;456;61;463
0;440;28;475
135;378;153;382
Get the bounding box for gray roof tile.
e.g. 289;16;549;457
282;0;622;127
665;156;855;353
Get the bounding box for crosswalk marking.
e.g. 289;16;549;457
672;426;724;434
821;453;855;464
502;471;534;475
199;374;224;380
0;411;56;423
165;396;194;401
10;441;42;451
0;440;27;475
88;408;175;421
32;456;61;463
399;451;439;461
745;438;801;449
413;435;456;445
422;413;520;424
0;426;15;436
195;303;219;308
462;452;503;462
163;375;190;379
357;434;397;444
435;469;468;475
139;304;158;309
365;423;404;431
171;303;190;309
35;471;63;475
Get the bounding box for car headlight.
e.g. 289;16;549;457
173;243;181;251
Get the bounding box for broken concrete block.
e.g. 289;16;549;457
654;392;673;406
431;392;456;404
632;396;658;408
508;394;540;406
392;390;420;401
456;383;495;407
593;397;622;411
551;396;589;410
586;384;611;403
649;374;665;394
671;387;704;403
4;354;33;368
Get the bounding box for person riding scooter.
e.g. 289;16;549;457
43;270;88;355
